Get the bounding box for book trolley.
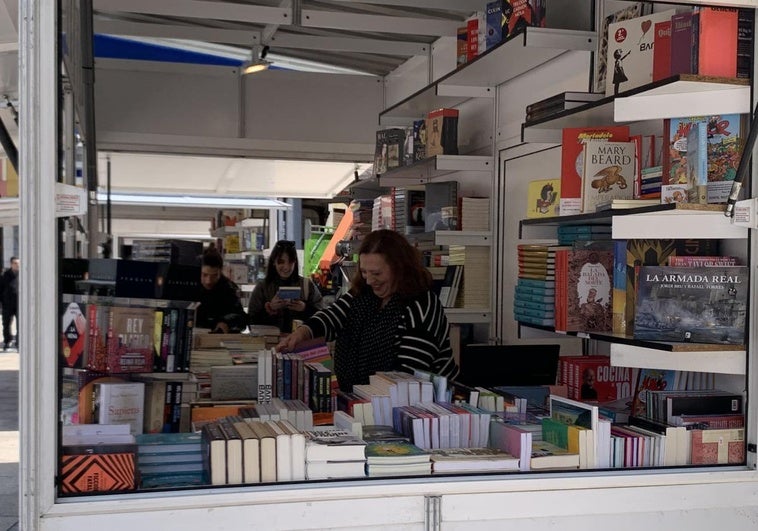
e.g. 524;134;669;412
20;1;758;529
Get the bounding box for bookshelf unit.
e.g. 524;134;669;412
28;1;758;529
516;70;751;379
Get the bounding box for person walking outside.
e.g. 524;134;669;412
0;256;18;350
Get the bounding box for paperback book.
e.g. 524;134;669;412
526;178;560;218
634;266;748;344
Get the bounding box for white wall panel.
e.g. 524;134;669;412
496;51;592;149
95;59;383;158
95;60;240;138
241;70;382;146
384;54;430;110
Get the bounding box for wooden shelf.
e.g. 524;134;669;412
377;155;492;187
379;27;595;124
521;75;750;144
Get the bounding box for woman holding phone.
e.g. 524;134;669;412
247;240;324;332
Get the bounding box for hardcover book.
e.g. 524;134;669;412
652;20;672;82
694;7;738;78
102;306;155;374
425;108;459;157
670;11;695;76
60;450;137;494
374;128;406;175
595;2;646;93
581;140;636;213
565;248;614;333
690;428;745;465
560;126;630;215
685;121;707;204
634;266;748;344
429;447;520;473
624;239;678;335
503;0;546;40
526;178;560;218
605;10;677;96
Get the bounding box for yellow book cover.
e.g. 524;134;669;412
526;179;560;218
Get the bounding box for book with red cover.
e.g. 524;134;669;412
693;7;738;78
560;355;633;403
61;301;87;369
690;428;745;465
652;20;672;82
560;126;630;215
104;306;156;374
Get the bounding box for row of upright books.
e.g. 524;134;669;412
526;114;748;220
59;374;747;495
514;238;748;345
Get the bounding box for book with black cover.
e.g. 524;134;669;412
634;266;748;344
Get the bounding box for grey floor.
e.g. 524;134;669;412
0;350;19;531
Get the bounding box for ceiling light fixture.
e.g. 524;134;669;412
241;44;271;75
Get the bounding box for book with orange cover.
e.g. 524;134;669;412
694;7;738;78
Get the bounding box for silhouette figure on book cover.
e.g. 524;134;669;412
612;48;631;95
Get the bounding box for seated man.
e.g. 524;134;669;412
195;247;246;333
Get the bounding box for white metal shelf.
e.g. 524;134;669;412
377;155;492;187
522;75;750;144
434;231;492;247
612;206;748;240
444;308;491;324
380;27;595;123
610;343;746;375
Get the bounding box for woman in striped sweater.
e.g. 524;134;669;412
278;229;458;392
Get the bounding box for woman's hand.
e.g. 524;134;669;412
213;322;230;334
276;324;312;352
288;299;306;312
267;294;288;314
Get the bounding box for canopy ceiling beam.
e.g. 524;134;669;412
93;0;291;26
301;10;461;36
322;0;486;11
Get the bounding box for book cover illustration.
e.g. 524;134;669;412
581;140;635;213
685;121;707;203
634;266;748;344
503;0;546;40
560;126;630;215
106;306;156;374
705;114;747;203
690;428;745;465
61;301;87;369
624;239;678;335
631;368;677;417
595;3;646;93
374;128;406;175
526;178;559;218
566;249;614;332
606;10;676;96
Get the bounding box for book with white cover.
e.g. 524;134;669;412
93;381;146;435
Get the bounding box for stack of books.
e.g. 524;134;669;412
514;242;557;327
136;432;205;488
448;245;490;308
429;447;520;474
303;428;367;480
364;439;431;477
459;197;490;231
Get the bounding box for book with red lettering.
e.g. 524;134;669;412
606;10;677;96
652;20;672;82
560;126;630;215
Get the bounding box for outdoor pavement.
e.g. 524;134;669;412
0;350;19;531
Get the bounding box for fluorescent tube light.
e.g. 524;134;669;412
95;192;291;209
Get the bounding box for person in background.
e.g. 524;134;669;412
248;239;324;333
0;256;18;350
195;247;246;333
278;229;458;392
